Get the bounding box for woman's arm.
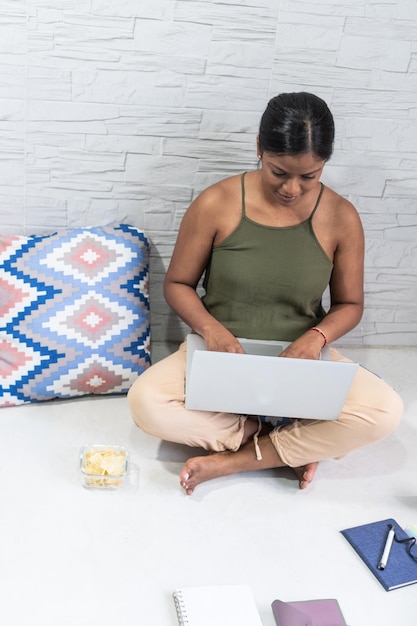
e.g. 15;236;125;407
282;198;365;359
164;186;244;353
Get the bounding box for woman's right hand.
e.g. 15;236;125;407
202;325;244;353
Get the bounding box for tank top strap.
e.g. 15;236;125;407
309;182;324;220
241;172;247;217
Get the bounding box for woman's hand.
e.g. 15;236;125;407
279;331;325;360
202;325;245;353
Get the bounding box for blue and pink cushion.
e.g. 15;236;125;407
0;224;150;407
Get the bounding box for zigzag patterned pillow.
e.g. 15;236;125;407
0;223;150;407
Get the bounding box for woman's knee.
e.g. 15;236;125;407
360;385;404;442
375;387;404;438
348;365;404;441
127;371;158;432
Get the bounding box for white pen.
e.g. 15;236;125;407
377;524;396;570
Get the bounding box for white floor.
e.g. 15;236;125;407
0;346;416;626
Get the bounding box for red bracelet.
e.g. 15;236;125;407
309;326;328;347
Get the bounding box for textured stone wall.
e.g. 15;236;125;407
1;0;416;347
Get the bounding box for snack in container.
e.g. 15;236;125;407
80;444;129;489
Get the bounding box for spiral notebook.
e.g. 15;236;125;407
172;584;263;626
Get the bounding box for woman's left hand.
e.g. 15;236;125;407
279;331;325;360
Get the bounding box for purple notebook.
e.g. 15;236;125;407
271;598;347;626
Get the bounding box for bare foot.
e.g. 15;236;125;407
180;453;234;495
293;461;319;489
179;452;319;494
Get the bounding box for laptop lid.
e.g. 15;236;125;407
185;334;358;420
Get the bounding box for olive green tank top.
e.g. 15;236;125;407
201;173;333;341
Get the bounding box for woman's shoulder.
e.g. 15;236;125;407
197;173;243;202
177;174;247;244
189;173;245;218
322;185;362;226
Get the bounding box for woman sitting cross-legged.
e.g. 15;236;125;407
128;92;403;495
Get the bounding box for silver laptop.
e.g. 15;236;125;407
185;334;358;420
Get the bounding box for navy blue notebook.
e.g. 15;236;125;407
341;518;417;591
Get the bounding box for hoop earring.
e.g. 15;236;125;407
257;155;262;170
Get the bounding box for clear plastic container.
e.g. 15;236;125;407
79;444;129;490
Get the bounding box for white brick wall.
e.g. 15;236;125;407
1;0;416;347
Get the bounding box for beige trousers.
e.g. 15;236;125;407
127;341;404;468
